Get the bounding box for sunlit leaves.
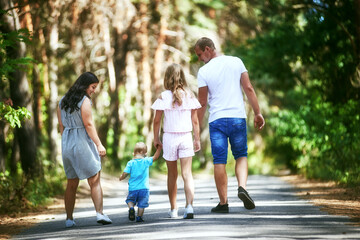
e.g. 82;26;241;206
0;102;31;128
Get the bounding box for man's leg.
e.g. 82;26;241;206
235;156;248;189
214;163;228;205
235;157;255;209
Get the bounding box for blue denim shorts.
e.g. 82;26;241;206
209;118;248;164
125;189;149;208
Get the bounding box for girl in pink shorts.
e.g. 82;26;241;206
152;63;201;219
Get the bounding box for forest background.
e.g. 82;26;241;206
0;0;359;213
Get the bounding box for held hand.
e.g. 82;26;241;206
193;140;201;152
97;144;106;157
154;139;163;149
254;114;265;130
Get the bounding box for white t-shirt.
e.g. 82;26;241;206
197;55;248;123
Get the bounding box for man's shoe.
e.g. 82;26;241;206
136;216;144;222
128;207;135;221
183;205;194;219
238;186;255;209
211;203;229;213
96;212;112;225
65;219;76;228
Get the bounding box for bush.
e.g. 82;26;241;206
267;95;360;185
0;167;65;214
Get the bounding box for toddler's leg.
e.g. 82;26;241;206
138;208;144;217
127;202;136;221
127;202;135;208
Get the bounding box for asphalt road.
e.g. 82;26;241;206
12;175;360;239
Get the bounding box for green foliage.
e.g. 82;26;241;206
268;93;360;185
224;0;360;184
0;18;33;128
0;102;31;128
0;29;33;79
0;166;66;214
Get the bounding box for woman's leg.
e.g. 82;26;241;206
87;171;103;214
180;157;194;207
65;178;79;220
166;160;178;210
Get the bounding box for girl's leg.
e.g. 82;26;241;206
166;160;178;210
87;171;103;214
65;178;80;220
180;157;194;207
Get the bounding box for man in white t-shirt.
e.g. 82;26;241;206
195;37;265;213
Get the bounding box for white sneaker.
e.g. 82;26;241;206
183;205;194;219
65;219;76;228
168;209;178;218
96;212;112;225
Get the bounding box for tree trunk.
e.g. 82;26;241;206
47;0;60;164
353;0;360;88
111;0;136;165
1;0;39;177
0;122;6;172
28;3;42;136
136;2;153;149
153;0;168;97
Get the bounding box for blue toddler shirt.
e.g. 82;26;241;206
124;157;153;191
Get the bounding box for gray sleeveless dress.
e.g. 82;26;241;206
59;95;101;180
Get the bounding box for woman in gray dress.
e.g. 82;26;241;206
57;72;112;227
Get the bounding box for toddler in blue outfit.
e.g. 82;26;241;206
119;142;161;222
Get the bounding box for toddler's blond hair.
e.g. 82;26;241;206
133;142;147;156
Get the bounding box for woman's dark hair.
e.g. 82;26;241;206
60;72;99;113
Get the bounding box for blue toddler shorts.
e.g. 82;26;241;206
209;118;248;164
125;189;150;208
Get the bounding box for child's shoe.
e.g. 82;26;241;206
183;205;194;219
168;209;178;218
136;216;144;222
96;212;112;225
128;207;135;221
65;219;76;228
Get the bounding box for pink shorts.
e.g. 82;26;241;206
162;132;194;161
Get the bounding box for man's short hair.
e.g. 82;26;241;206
194;37;216;51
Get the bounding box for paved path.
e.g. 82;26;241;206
13;175;360;239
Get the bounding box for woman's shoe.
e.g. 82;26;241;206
168;209;178;218
65;219;76;228
96;212;112;225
